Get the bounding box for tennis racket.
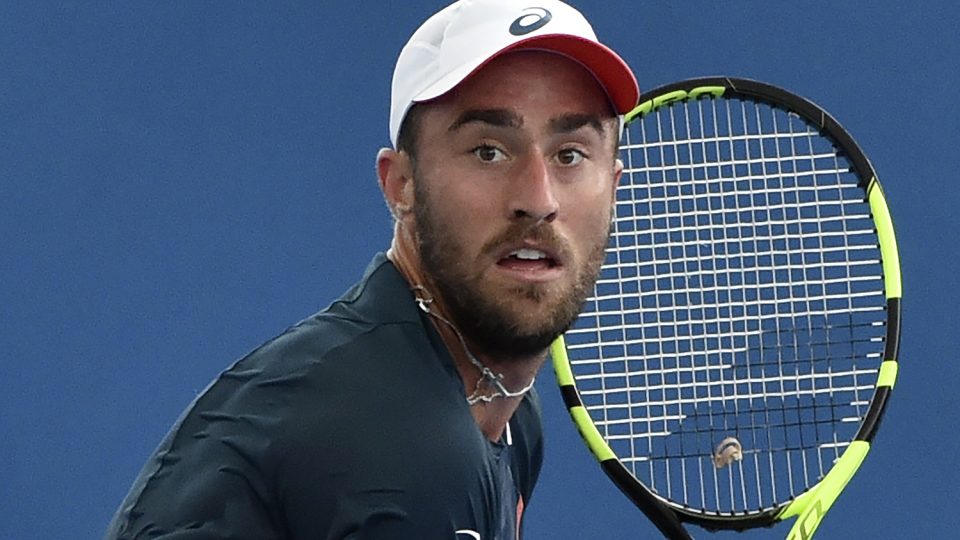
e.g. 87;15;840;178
550;77;901;539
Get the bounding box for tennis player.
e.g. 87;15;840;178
106;1;638;538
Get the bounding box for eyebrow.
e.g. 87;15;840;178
548;113;607;139
448;109;522;133
447;109;610;140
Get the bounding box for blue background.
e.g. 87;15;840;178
1;2;955;538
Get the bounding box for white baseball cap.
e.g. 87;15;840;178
389;0;639;148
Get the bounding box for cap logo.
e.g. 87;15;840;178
509;7;552;36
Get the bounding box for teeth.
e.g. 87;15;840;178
511;248;546;260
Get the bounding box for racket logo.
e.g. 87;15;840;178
509;7;552;35
630;86;726;119
786;499;824;540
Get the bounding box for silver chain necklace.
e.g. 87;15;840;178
411;286;536;405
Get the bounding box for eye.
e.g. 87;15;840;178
472;144;507;163
556;148;586;166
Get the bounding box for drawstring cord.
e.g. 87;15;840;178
411;286;536;405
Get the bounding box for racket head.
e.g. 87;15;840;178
553;77;901;535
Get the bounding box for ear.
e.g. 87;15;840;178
611;157;624;205
376;148;415;219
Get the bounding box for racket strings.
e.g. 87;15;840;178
567;95;887;515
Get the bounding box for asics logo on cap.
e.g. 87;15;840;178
509;7;552;36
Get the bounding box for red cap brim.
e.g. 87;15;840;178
505;34;639;114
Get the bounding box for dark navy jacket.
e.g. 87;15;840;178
106;253;543;539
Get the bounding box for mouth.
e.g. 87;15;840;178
495;245;563;280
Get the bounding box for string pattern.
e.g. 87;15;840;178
564;96;887;515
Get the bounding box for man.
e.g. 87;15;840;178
106;1;638;538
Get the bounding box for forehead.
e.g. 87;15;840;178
423;50;617;126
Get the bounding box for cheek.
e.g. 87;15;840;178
563;179;616;230
422;165;506;222
417;178;498;249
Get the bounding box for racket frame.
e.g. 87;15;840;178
551;77;902;540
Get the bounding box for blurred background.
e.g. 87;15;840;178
1;1;955;538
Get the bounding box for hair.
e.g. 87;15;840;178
395;103;424;161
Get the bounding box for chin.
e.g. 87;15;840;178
502;290;576;333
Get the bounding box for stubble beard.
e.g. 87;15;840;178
413;179;610;363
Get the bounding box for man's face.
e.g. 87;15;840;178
409;50;622;361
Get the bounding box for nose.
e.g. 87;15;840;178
509;154;559;224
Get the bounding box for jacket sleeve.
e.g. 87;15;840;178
104;375;286;539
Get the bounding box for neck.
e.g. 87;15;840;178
387;229;545;441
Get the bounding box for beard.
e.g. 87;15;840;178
413;178;610;362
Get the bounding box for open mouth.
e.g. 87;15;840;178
497;248;560;270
